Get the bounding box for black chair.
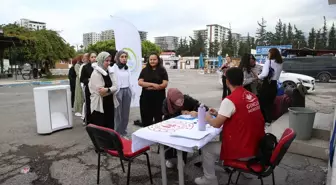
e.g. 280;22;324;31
86;124;153;185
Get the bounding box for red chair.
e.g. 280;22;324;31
224;128;296;185
86;124;153;185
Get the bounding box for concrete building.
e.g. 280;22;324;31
154;36;179;51
83;32;101;48
193;29;208;41
18;18;46;30
240;36;254;43
206;24;230;43
139;31;148;41
232;33;241;41
100;30;114;41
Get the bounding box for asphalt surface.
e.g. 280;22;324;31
0;69;334;185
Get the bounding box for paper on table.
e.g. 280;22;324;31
170;128;212;140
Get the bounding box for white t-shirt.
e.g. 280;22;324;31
117;68;130;88
258;59;283;81
218;98;236;118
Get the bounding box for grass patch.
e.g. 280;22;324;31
41;75;68;81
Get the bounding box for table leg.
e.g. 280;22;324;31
159;144;167;185
177;150;185;185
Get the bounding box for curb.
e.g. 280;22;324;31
0;79;69;88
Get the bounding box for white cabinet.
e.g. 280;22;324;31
33;85;73;134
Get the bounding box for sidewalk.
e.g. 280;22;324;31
0;79;69;87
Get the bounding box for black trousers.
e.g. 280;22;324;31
140;90;165;127
222;75;231;99
84;86;92;123
258;80;277;122
70;81;75;108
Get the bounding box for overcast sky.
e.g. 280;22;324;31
1;0;336;45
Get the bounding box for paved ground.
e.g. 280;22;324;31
0;69;334;185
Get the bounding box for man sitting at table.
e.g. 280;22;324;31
194;67;265;185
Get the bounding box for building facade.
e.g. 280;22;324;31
18;18;46;30
232;33;242;41
193;29;208;41
206;24;230;43
100;30;114;41
83;32;101;48
154;36;179;51
139;31;148;41
240;36;254;43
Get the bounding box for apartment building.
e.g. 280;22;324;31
154;36;179;51
232;33;242;41
18;18;46;30
101;30;114;41
240;36;254;43
83;32;101;48
193;29;208;41
206;24;230;43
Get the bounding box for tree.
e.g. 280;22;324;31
1;24;75;70
287;23;294;46
321;16;328;48
308;28;316;49
238;41;249;57
226;29;234;56
85;40;115;54
194;32;207;56
141;40;162;59
315;29;322;49
208;40;220;57
274;19;283;45
293;25;306;48
328;23;336;49
256;18;267;45
282;23;288;44
176;38;190;56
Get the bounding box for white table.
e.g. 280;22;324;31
132;117;222;185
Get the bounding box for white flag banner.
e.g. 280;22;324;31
110;16;142;107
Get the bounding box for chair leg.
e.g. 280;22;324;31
145;153;153;184
126;160;132;185
120;158;125;173
272;172;275;185
97;152;101;184
227;170;235;185
235;172;241;185
260;177;264;185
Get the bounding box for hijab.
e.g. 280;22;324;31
167;88;184;114
96;51;111;69
114;50;128;70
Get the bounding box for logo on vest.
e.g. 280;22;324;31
243;91;260;113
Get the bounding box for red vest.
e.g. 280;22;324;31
220;87;265;160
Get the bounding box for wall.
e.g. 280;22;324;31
327;106;336;185
50;69;69;76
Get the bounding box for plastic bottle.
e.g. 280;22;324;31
198;104;206;131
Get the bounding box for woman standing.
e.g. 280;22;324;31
238;54;259;93
111;50;134;137
138;53;168;127
80;52;97;124
89;51;118;129
74;54;86;116
220;56;233;99
258;48;283;123
68;59;77;108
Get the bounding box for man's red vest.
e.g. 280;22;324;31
220;87;265;160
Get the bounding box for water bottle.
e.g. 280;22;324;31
198;104;206;131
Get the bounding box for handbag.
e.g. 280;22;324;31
266;60;275;81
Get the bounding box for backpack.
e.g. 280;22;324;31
246;133;278;173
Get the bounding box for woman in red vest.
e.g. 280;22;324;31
194;67;265;185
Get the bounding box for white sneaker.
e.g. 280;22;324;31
194;176;218;185
165;160;174;168
75;112;82;117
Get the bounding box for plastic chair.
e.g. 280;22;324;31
86;124;153;185
224;128;296;185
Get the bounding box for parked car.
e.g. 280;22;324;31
283;56;336;82
217;68;316;93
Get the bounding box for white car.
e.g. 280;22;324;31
218;69;316;93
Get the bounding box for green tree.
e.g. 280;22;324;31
194;32;207;56
308;28;316;48
287;23;294;46
328;23;336;49
85;40;116;54
256;17;267;45
226;29;234;56
321;16;328;48
282;23;288;44
315;29;322;49
293;25;306;48
238;41;249;57
141;40;162;59
208;40;220;57
274;19;282;45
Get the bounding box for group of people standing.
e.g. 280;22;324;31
220;48;283;123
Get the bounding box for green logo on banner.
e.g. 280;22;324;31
123;47;139;73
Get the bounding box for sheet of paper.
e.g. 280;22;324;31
170;128;212;140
